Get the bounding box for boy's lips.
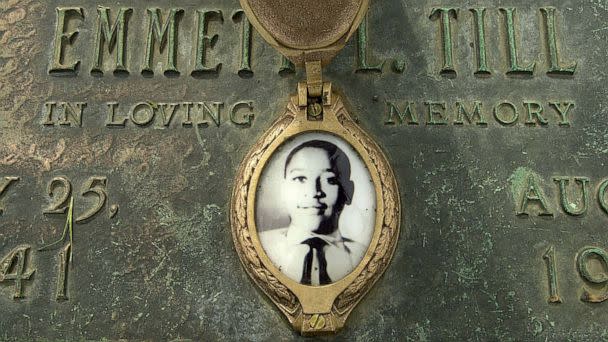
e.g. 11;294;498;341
297;203;328;211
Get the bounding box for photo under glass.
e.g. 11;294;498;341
255;132;376;286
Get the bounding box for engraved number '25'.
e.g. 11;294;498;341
43;176;109;222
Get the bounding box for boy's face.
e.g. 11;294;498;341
283;147;340;224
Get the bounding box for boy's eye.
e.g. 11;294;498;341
327;177;338;185
292;176;307;183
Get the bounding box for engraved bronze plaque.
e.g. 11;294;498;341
1;0;607;340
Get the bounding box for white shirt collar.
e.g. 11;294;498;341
285;225;344;246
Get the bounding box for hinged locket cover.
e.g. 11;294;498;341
240;0;369;65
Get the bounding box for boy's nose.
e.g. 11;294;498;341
314;177;326;199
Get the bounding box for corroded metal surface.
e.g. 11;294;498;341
1;0;608;340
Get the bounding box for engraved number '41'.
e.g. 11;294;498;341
0;246;35;299
0;245;71;300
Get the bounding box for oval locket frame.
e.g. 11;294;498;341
231;94;400;334
231;0;400;335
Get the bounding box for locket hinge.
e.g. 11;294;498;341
298;60;332;120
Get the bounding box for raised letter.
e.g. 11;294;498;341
425;101;448;125
524;101;548;126
130;102;155;126
0;177;19;199
49;7;84;75
454;101;486;125
550;101;575;126
105;102;127;127
385;102;419;125
553;177;589;216
356;13;384;73
430;8;458;75
500;8;535;76
232;10;252;77
540;8;577;76
142;8;184;77
192;10;223;77
494;101;519;125
59;102;86;127
230;101;254;126
470;8;490;75
43;102;57;125
91;7;133;76
0;177;19;215
157;103;179;126
517;175;553;216
599;179;608;216
199;102;223;127
182;102;194;126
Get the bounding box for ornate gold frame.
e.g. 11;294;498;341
230;92;401;335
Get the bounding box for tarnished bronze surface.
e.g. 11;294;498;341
240;0;368;65
1;0;608;340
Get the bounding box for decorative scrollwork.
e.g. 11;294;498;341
230;102;300;317
333;98;400;314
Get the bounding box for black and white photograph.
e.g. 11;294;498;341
256;133;376;286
